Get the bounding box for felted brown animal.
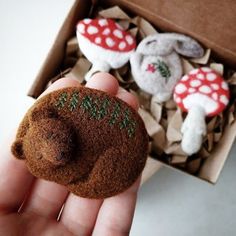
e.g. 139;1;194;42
11;87;148;199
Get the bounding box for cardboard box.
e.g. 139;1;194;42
27;0;236;184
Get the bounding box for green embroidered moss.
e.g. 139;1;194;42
120;109;131;129
81;96;110;119
69;92;79;111
55;92;68;109
127;120;136;138
80;95;93;111
90;101;98;119
97;98;110;120
120;109;136;138
55;92;136;138
109;102;121;125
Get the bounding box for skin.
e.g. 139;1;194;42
0;72;140;236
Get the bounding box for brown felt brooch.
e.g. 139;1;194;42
11;87;149;198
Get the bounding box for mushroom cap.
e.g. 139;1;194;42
76;18;136;52
174;67;230;116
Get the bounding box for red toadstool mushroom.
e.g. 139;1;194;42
76;18;136;80
173;67;230;155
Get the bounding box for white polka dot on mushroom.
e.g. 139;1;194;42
175;83;187;94
106;37;115;47
95;37;101;44
211;83;219;90
77;23;85;34
113;29;123;39
181;75;189;81
102;28;111;35
220;95;229;105
98;19;108;26
201;67;212;72
196;73;204;80
221;81;229;90
206;73;217;81
199;85;212;94
189;69;199;75
190;80;202;87
87;26;98;34
188;88;196;93
212;92;218;100
119;41;126;50
83;19;92;24
125;35;134;45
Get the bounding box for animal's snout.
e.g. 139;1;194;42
26;118;77;166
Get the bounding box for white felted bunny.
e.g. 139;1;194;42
130;33;204;102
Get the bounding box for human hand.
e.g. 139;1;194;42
0;73;140;236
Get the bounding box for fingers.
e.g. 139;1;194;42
0;134;35;215
22;180;68;219
92;176;141;236
86;72;119;95
116;87;139;111
61;183;141;236
60;195;103;236
39;78;81;98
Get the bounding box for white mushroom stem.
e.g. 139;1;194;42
181;106;207;155
85;61;110;81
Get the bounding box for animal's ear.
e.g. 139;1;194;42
170;33;204;58
29;107;58;122
11;139;25;160
136;34;164;55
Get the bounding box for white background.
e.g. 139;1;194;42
0;0;235;235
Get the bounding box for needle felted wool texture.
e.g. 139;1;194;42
11;87;148;199
130;33;204;103
76;18;136;81
173;67;230;155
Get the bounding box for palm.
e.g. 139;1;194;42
0;73;140;236
0;213;73;235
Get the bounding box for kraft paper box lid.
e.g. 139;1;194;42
102;0;236;68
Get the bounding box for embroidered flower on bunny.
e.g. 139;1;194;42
146;63;156;73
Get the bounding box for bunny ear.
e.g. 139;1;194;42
170;33;204;58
